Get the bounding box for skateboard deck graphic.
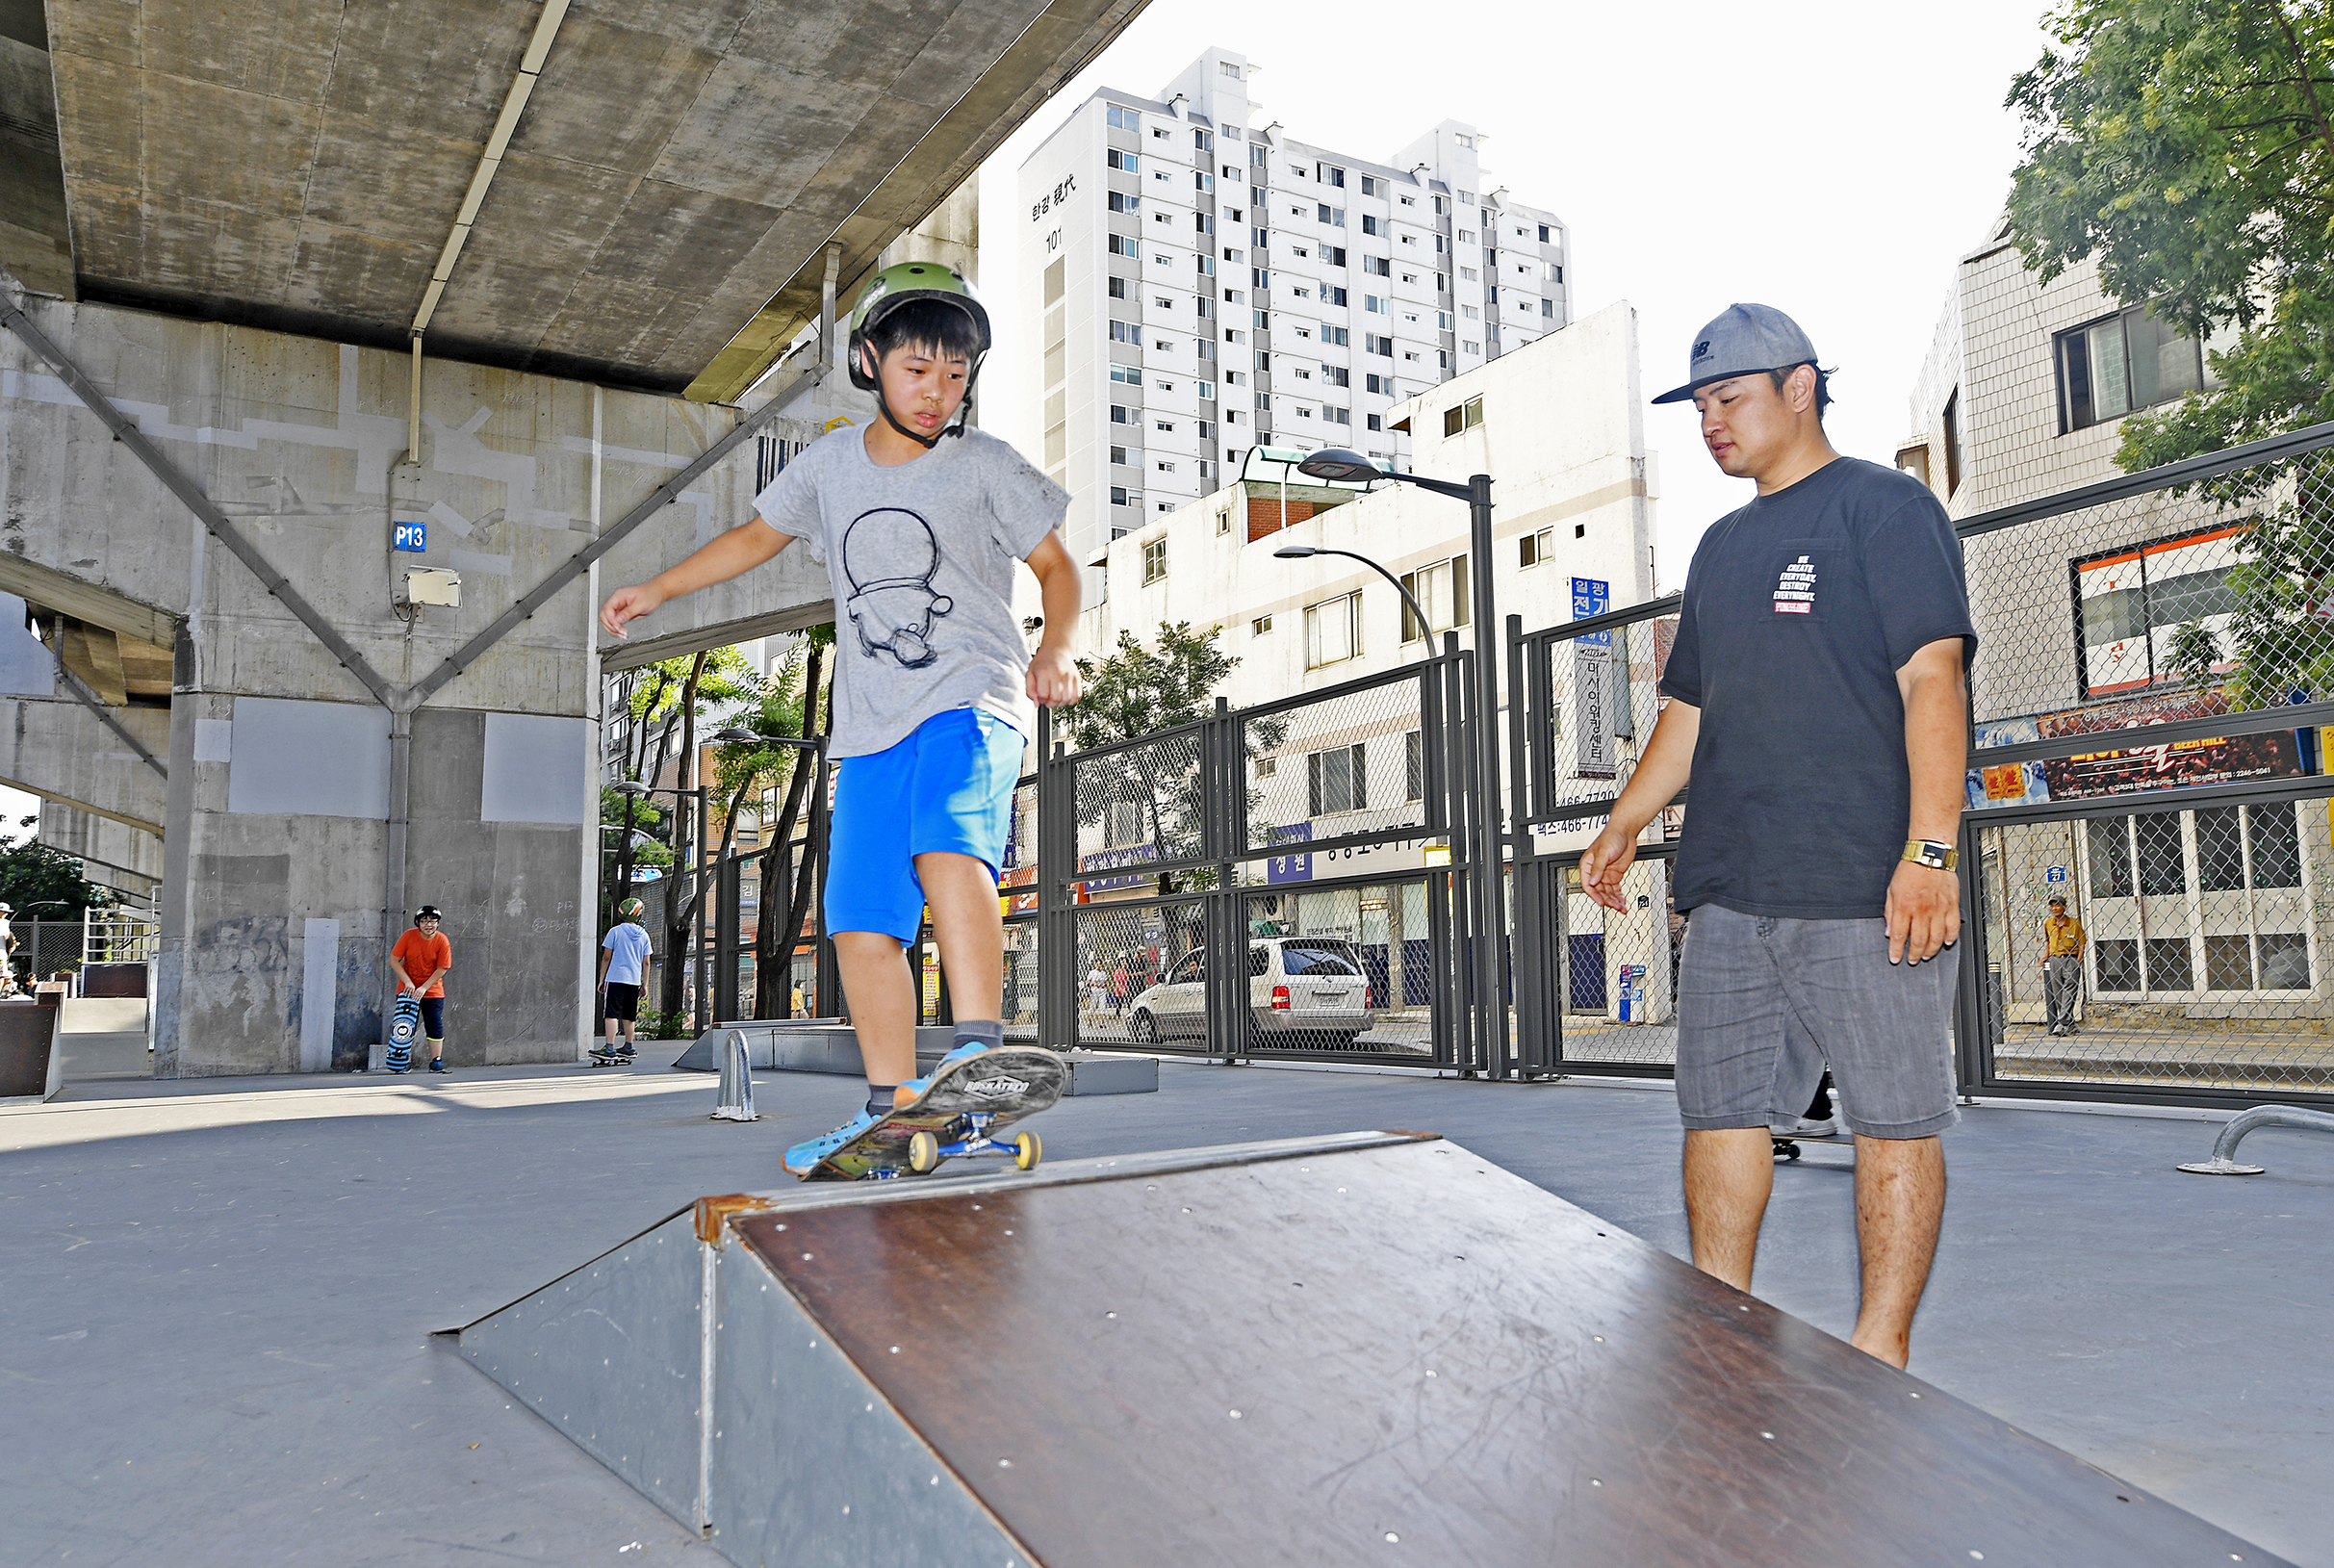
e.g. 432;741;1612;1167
802;1046;1067;1182
387;995;420;1070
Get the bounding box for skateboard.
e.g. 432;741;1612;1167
386;995;420;1072
587;1046;635;1068
799;1045;1068;1182
1772;1130;1853;1161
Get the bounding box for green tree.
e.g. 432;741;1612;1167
0;830;113;978
2005;0;2334;464
1059;621;1284;894
2005;1;2334;702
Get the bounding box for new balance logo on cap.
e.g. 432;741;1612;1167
1653;305;1819;404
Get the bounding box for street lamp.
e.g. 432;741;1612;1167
1270;543;1434;655
1288;446;1508;1079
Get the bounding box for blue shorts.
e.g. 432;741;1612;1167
826;707;1024;942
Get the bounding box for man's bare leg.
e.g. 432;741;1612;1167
917;851;1002;1023
834;931;918;1089
1683;1127;1775;1290
1848;1134;1945;1368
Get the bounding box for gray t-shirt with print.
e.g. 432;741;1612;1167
753;426;1068;758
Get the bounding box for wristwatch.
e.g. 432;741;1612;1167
1902;838;1959;871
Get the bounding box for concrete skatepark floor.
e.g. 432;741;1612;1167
4;1053;2329;1566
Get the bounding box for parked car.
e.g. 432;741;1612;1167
1125;937;1371;1048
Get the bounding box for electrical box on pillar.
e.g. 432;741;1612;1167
396;568;462;610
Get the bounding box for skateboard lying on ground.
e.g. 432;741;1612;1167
386;995;420;1072
803;1045;1069;1182
1772;1130;1853;1162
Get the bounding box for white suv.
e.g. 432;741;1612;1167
1125;937;1371;1048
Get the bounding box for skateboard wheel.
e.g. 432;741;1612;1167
1013;1131;1041;1171
908;1130;942;1174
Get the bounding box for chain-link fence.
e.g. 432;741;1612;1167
1041;652;1480;1067
1956;426;2334;1103
7;917;84;990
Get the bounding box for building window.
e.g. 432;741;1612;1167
1142;538;1167;583
1220;59;1240;76
1462;340;1480;355
1108;234;1140;258
2056;306;2228;432
1252;614;1273;635
1108;276;1127;299
1321;165;1346;187
1540;297;1554;318
1199;381;1216;399
1110;364;1142;386
2072;523;2244;697
1155;419;1174;432
1308;744;1369;815
1107;147;1139;172
1217;507;1232;535
1306;590;1362;668
1441;396;1483;436
1250;143;1269;168
1109;191;1140;213
1107;105;1140;131
1460;266;1478;282
1111;404;1130;424
1321;325;1349;347
1111;486;1132;505
1942;388;1962;493
1366;413;1382;431
1110;445;1130;466
1155;460;1176;473
1519;527;1553;567
1322;366;1350;388
1399;555;1469;641
1318;205;1346;226
1360;175;1379;196
1322;286;1348;307
1897;443;1931;487
1366;333;1393;356
1193;129;1213;152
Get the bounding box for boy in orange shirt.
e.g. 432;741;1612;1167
390;905;453;1073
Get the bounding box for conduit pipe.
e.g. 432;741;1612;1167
410;0;570;340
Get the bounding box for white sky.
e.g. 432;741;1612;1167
977;0;2054;591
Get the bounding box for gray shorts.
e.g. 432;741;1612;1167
1675;903;1960;1141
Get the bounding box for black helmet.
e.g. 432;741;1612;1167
415;905;443;921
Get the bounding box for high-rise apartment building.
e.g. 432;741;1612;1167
1019;47;1572;571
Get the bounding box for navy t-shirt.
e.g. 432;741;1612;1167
1658;457;1975;920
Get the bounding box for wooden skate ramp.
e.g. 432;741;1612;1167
458;1131;2284;1568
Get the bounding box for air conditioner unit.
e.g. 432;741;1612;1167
396;568;462;609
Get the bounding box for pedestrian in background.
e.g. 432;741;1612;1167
596;897;654;1061
389;905;453;1073
2042;894;2085;1037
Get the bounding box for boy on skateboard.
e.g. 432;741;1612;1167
389;905;452;1073
599;264;1083;1176
594;897;654;1063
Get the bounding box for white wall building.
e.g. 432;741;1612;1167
1020;46;1573;582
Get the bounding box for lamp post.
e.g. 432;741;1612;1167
1270;543;1434;658
1288;447;1507;1077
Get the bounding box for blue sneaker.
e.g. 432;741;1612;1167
897;1041;990;1102
782;1108;884;1179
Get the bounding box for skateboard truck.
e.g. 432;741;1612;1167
905;1112;1042;1176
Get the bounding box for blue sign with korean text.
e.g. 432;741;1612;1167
393;520;427;553
1572;577;1610;646
1266;822;1314;885
2046;865;2066;884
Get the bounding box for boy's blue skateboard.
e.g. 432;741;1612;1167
386;995;420;1072
800;1046;1068;1181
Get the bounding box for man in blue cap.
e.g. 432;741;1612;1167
1579;305;1973;1368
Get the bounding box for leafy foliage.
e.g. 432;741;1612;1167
2005;2;2334;703
1056;622;1283;892
0;831;114;918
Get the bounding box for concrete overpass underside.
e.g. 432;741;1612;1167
0;0;1142;1074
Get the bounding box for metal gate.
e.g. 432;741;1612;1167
1037;644;1498;1068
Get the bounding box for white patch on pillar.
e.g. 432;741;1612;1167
299;917;340;1072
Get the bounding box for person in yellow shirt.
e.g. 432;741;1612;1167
2042;895;2085;1037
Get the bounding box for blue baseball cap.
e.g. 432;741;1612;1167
1652;304;1819;404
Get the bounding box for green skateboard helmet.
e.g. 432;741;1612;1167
617;897;646;919
846;262;991;393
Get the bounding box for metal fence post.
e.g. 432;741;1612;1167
1206;695;1241;1064
1039;722;1069;1053
1506;613;1557;1075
